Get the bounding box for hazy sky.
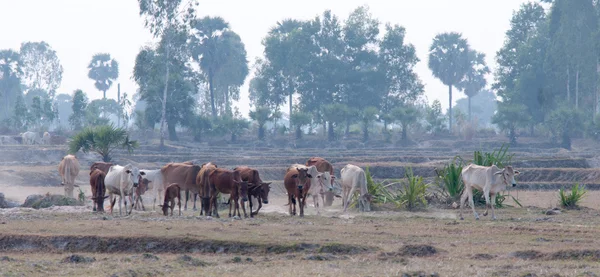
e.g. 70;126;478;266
0;0;530;117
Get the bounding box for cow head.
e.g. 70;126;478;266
494;166;520;187
233;171;249;202
260;182;271;204
294;167;311;189
125;165;145;188
317;172;334;195
137;177;151;195
159;204;169;216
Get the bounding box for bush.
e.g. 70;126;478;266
396;167;429;210
559;184;587;209
350;167;395;208
435;158;464;202
473;144;513;168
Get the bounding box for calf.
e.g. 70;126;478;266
89;168;108;212
90;162;113;174
161;162;201;211
197;162;218;216
306;157;338;206
134;177;151;211
459;164;520;220
284;166;312;217
159;183;181;216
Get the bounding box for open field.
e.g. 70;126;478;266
2;137;600;276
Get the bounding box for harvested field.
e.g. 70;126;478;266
2;138;600;276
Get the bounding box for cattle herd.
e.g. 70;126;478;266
56;155;374;218
56;153;522;220
0;131;67;145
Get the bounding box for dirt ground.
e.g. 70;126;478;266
1;189;600;276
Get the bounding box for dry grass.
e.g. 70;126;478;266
2;192;600;276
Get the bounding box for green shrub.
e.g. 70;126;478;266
396;167;429;210
350;167;396;208
435;158;464;201
473;143;513;167
559;183;587;209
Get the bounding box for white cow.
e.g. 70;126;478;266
340;164;371;213
42;132;51;145
105;164;145;216
288;164;333;215
459;164;520;220
138;169;165;211
21;131;39;145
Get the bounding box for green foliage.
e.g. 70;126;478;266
425;100;447;135
189;114;212;142
212;115;249;142
0;49;23;119
455;90;497;127
392;104;419;141
68;125;138;162
249;106;277;140
290;112;311;139
456;50;490;120
78;188;86;203
360;106;379;142
19;41;63;97
472;144;514;168
546;106;584;150
435;159;464;201
396;167;429;210
69;90;88;131
492;103;531;145
12;94;28;131
88;53;119;98
558;183;587;209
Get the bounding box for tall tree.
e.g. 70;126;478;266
138;0;196;147
19;41;63;97
190;17;248;117
379;23;423;114
88;53;119;99
69;89;88;131
0;49;22;118
428;32;471;133
457;50;490;121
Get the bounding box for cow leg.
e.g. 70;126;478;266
312;195;320;215
489;192;497;220
184;190;189;211
139;196;145;211
235;198;241;218
467;187;479;220
483;189;491;217
299;195;305;217
178;196;182;216
228;196;233;217
193;193;198;211
459;188;468;220
249;196;254;217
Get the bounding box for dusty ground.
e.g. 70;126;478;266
1;191;600;276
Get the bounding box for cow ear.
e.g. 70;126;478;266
292;174;298;179
514;170;520;175
494;170;504;175
140;171;146;176
317;174;321;179
126;170;132;174
307;174;313;178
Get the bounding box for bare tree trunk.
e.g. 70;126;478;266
596;60;600;118
289;88;293;130
575;67;579;109
159;42;170;149
468;96;472;122
448;85;453;134
225;85;230;115
567;66;570;105
209;71;217;119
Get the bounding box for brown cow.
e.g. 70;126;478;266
134;177;151;211
284;166;312;217
59;155;80;198
89;168;108;212
234;166;271;217
306;157;338;206
181;161;200;210
159;183;181;216
90;162;113;174
161;162;202;212
197;162;218;216
208;168;249;218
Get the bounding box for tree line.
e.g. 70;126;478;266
0;0;596;149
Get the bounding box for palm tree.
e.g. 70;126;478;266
249;106;277;140
392;104;420;141
68;125;138;162
428;32;471;133
458;50;490;121
87;53;119;99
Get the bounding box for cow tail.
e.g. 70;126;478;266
65;160;72;186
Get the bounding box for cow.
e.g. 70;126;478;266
105;164;145;216
90;162;113;174
459;164;520;220
181;161;201;211
197;162;218;216
58;155;80;198
208;168;249;218
22;131;39;145
340;164;372;213
306;157;339;206
12;136;23;144
284;166;312;217
159;183;182;216
42;132;51;145
161;162;202;211
0;136;17;145
89;168;108;212
234;166;271;217
289;164;332;215
137;169;164;211
134;177;151;211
